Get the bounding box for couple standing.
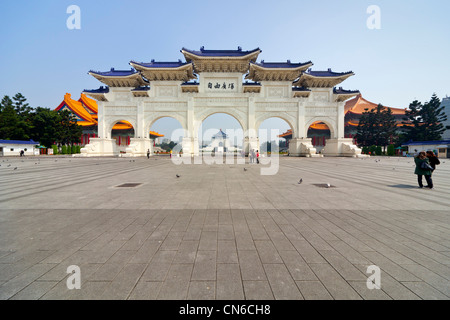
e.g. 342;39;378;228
249;149;260;164
414;151;440;189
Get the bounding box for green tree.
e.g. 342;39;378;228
54;109;82;147
355;104;397;148
0;95;31;140
31;107;59;147
402;94;449;142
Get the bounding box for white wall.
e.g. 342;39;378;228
0;144;37;156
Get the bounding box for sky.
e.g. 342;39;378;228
1;0;449;142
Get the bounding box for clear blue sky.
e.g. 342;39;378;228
1;0;449;141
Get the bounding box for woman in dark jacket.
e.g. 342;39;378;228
414;151;433;189
426;151;440;172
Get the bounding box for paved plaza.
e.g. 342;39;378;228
0;155;449;300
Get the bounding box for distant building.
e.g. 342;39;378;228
441;96;450;140
402;140;450;158
55;92;164;149
0;140;40;156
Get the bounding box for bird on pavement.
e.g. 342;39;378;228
176;174;181;178
244;168;247;171
298;178;303;184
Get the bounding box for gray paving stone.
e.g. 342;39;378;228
309;263;362;300
279;250;317;281
402;281;450;300
238;250;267;281
243;281;274;300
191;251;216;281
217;240;238;264
263;264;303;300
216;263;244;300
254;240;283;264
10;280;58;300
128;281;162;300
188;281;215;300
157;264;193;300
99;264;147;300
1;157;449;300
295;280;333;300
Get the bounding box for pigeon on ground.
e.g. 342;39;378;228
7;164;11;167
244;168;247;171
326;183;331;188
13;167;17;170
176;174;180;178
298;178;303;184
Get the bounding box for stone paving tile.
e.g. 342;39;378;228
188;281;215;300
10;280;58;300
401;281;449;300
243;281;274;300
157;264;193;300
98;263;146;300
295;280;333;300
263;264;303;300
217;240;238;264
278;250;317;281
191;251;216;281
308;263;362;300
237;250;266;281
0;263;55;300
318;249;367;281
1;157;450;300
347;281;393;300
254;240;283;264
128;281;162;300
216;263;244;300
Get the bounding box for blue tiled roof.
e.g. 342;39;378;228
0;139;39;145
182;46;261;57
131;60;190;68
254;60;312;68
292;87;311;92
333;87;360;94
402;140;450;146
89;68;138;77
83;86;110;94
181;81;199;86
131;86;150;91
243;81;261;86
213;129;228;139
306;68;354;77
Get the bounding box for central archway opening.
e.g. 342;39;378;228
149;117;184;155
198;113;244;155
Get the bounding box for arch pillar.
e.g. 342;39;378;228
321;102;363;157
289;101;319;157
244;97;259;156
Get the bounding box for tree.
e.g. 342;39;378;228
31;107;59;147
355;104;397;148
402;94;449;142
54;109;82;147
0;95;31;140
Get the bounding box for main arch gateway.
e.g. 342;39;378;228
80;47;363;157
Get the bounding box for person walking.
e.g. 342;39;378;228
147;149;150;159
426;151;440;174
414;151;433;189
256;150;260;164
